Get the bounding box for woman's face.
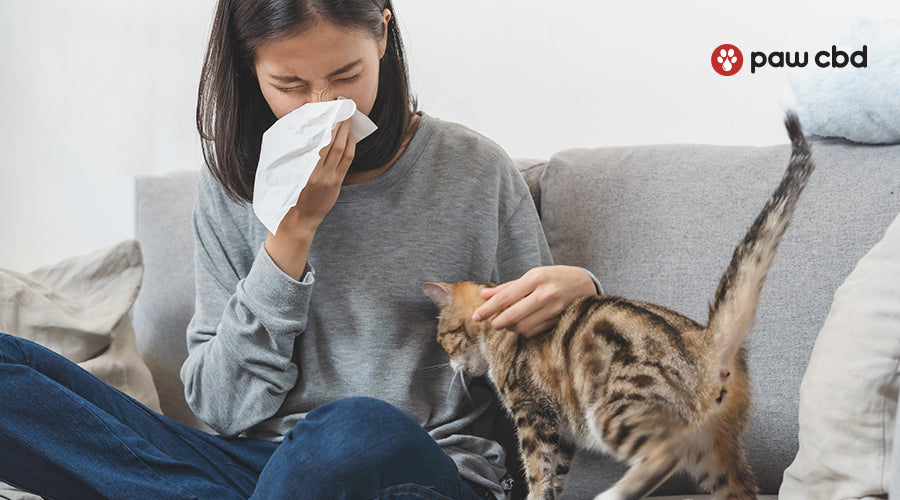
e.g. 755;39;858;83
253;12;390;120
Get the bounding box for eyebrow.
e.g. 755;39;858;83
270;59;363;83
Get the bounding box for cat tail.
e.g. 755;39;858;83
706;113;813;379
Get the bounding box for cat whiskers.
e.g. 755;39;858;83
443;368;475;408
445;372;458;406
416;362;452;373
457;369;474;407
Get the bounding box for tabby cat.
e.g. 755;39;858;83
423;114;813;500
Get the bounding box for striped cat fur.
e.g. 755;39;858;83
424;114;813;500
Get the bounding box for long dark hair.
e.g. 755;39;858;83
197;0;416;203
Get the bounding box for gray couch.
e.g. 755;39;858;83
131;138;900;499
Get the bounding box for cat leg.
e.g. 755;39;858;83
585;399;681;500
707;435;757;500
593;442;678;500
512;401;564;500
685;428;758;500
552;437;576;498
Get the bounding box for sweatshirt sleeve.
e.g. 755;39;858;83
180;170;313;436
494;175;555;282
494;182;604;294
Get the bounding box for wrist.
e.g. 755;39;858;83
265;225;315;281
278;209;323;236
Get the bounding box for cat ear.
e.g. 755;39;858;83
422;282;453;309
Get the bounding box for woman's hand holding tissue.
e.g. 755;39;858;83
264;119;356;280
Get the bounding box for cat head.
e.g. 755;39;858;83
422;281;494;377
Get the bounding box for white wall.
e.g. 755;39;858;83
1;1;898;271
0;1;214;271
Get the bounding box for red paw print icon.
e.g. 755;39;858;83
712;44;743;76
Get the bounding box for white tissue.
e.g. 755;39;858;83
253;99;378;235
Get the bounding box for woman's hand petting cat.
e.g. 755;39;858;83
472;265;597;338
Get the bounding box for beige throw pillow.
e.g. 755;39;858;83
0;481;42;500
780;212;900;499
0;239;160;412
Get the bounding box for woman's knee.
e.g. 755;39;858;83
0;333;26;364
290;397;433;462
271;397;460;495
312;397;422;436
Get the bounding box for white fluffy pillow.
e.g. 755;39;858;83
0;239;160;411
781;19;900;144
781;212;900;498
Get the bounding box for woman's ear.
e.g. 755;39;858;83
378;8;392;59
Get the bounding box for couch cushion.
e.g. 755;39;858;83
541;140;900;496
131;170;208;430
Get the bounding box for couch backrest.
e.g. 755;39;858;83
539;140;900;495
131;141;900;494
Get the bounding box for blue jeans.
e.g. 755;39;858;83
0;334;493;500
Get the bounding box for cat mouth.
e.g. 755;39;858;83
449;360;476;378
449;354;489;378
457;364;488;378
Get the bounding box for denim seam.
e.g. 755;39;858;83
7;335;28;364
375;483;455;500
75;398;198;498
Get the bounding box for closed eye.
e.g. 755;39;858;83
337;74;362;84
275;74;360;94
439;323;467;339
275;84;308;94
438;323;468;352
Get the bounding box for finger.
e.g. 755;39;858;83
490;290;545;331
519;317;559;338
325;120;351;168
315;125;341;162
493;281;569;332
500;301;556;337
336;130;357;177
323;120;351;170
480;282;508;300
473;279;532;322
504;305;547;334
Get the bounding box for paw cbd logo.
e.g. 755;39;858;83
712;44;743;76
712;43;868;76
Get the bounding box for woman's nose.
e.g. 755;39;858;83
309;87;332;103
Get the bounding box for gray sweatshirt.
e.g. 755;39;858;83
181;113;554;497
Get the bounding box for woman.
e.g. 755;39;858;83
0;1;598;498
